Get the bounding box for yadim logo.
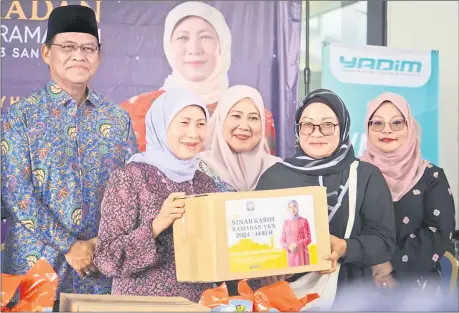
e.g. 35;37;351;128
339;56;422;76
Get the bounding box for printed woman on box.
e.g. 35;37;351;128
281;200;312;267
362;92;456;292
120;1;277;154
255;89;396;307
93;89;218;302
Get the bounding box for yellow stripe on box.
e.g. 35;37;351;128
229;238;288;272
308;244;318;265
229;249;288;272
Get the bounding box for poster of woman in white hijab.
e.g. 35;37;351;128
1;0;302;159
225;194;318;272
117;1;302;157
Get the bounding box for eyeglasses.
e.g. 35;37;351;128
51;43;100;55
298;121;338;136
368;118;406;132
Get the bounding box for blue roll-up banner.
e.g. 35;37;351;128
321;42;439;164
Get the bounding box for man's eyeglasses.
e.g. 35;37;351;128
51;43;100;55
298;121;338;136
368;118;406;132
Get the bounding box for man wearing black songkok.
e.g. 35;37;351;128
1;5;138;311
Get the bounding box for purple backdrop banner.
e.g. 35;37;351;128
1;0;301;158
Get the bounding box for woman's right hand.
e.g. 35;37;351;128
319;235;347;274
152;192;186;238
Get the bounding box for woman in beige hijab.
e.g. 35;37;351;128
197;84;281;295
198;85;281;192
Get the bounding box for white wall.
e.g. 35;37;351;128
388;1;459;228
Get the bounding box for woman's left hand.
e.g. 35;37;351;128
372;261;393;277
374;273;396;288
320;235;347;274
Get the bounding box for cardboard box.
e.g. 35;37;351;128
173;186;331;282
59;293;210;312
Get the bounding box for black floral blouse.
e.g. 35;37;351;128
392;162;456;285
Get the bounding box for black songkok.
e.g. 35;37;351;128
46;5;99;42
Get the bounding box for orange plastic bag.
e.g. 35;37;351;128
1;274;24;308
254;281;319;312
199;280;255;311
1;258;58;312
200;280;319;312
199;282;230;309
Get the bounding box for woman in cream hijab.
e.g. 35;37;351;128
197;84;281;295
121;1;230;151
161;1;231;104
121;2;277;154
198;85;281;192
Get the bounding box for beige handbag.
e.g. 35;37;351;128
289;160;359;311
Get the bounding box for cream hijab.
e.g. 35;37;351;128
161;1;232;104
198;85;281;191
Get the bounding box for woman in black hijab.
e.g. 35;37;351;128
256;89;396;309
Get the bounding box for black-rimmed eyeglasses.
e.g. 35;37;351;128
298;122;338;136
